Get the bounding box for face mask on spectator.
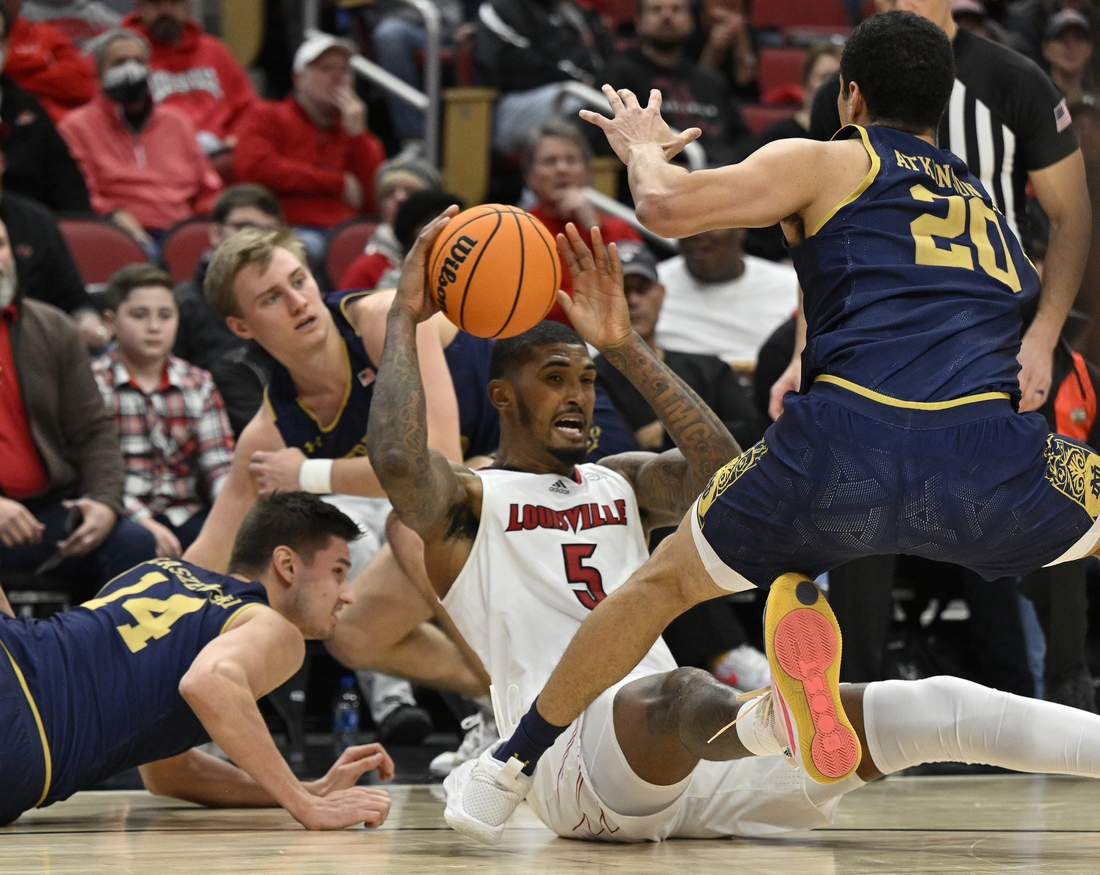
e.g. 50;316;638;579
0;270;17;309
103;60;150;104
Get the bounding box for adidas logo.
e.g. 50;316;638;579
549;479;570;495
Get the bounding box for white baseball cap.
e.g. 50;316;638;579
293;33;357;73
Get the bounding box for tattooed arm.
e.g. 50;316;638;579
366;211;480;593
557;225;740;529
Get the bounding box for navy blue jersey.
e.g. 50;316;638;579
266;290;378;459
790;124;1040;405
0;560;268;813
444;330;500;459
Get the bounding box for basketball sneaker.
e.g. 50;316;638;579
711;643;772;691
443;744;533;846
764;573;861;784
430;710;499;778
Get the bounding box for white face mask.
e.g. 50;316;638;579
0;268;18;309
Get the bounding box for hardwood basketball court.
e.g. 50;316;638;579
6;774;1100;874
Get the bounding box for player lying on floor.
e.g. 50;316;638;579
0;493;394;830
368;211;1100;845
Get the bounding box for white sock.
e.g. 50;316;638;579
864;676;1100;777
735;692;785;757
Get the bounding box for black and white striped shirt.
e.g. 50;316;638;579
811;28;1079;242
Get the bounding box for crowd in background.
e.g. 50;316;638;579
1;0;1100;761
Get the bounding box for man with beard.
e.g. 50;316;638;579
58;28;223;251
121;0;256;156
602;0;752;167
0;215;156;600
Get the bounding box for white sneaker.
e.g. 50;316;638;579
443;744;533;846
712;643;772;691
430;711;499;778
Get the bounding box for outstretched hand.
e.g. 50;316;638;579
392;206;460;323
307;743;396;797
579;85;701;165
556;223;632;352
297;786;392;830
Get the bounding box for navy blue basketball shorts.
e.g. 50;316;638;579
691;379;1100;591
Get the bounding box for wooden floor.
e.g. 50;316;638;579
5;774;1100;874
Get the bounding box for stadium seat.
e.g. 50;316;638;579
751;0;849;29
741;103;799;136
758;46;808;99
162;216;214;283
325;217;379;288
59;218;148;288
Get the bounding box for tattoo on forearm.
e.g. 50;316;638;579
603;338;740;517
366;311;464;536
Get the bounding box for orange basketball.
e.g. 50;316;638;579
429;204;561;339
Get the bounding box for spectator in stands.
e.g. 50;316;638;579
1042;8;1095;104
522;118;640;324
603;0;752;167
338;155;441;291
1008;0;1100;69
354;0;471;154
0;147;108;350
594;240;766;450
744;43;841;261
473;0;614;154
174;183;282;374
22;0;118;48
0;216;155;600
58;28;222;253
950;0;1021;45
655;226;798;371
94;264;234;558
2;0;96;121
0;3;90;213
233;32;387;265
121;0;256;156
689;0;759;103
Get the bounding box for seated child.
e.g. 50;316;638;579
93;264;234;557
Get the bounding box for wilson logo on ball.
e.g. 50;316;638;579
429;204;560;339
434;235;479;314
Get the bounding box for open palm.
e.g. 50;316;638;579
555;224;632;352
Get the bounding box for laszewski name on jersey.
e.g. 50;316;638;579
506;500;629;534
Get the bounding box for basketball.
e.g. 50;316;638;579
429;204;561;339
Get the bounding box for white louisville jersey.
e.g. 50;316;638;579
443;464;677;713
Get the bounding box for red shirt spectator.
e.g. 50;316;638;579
522;120;640;324
60;93;222;229
122;2;255;152
5;12;96;121
233;34;386;227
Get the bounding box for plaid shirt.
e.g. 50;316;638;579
93;351;234;526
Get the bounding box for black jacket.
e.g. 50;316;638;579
473;0;613;92
0;75;91;215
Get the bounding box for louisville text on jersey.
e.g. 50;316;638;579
505;500;629;533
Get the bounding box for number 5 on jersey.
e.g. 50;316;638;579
562;544;607;610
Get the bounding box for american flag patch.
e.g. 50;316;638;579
1055;98;1072;133
357;367;376;387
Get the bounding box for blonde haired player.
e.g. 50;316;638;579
369;211;1100;846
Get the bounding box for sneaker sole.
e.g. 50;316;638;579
765;574;860;784
444;808;504;846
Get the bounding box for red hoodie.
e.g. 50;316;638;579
121;14;256;142
5;16;96;122
234;95;386;227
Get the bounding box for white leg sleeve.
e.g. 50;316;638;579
863;676;1100;778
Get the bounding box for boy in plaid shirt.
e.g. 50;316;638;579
94;264;234;557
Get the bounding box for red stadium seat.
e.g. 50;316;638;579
59;218;148;287
751;0;849;29
758;46;808;97
161;217;214;284
325;217;379;288
741;103;799;136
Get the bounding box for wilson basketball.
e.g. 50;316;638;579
429;204;561;339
